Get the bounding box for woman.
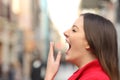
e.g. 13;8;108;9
45;13;119;80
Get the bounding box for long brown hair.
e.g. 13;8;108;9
82;13;119;80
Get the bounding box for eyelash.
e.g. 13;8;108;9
72;29;76;32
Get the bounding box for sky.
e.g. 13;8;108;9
47;0;81;39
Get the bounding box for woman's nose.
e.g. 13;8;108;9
64;31;69;38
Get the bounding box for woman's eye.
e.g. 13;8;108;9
72;29;76;32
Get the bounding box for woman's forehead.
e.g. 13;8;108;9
73;16;84;28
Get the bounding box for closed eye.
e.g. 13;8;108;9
72;25;79;32
72;29;76;32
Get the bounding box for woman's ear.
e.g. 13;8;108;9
84;40;90;50
85;45;90;50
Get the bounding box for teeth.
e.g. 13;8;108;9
60;42;69;52
64;42;69;51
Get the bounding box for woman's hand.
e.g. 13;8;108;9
45;42;62;80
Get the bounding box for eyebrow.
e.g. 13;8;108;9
72;25;79;29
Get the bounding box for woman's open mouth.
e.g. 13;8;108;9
65;40;71;54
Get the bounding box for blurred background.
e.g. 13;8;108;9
0;0;120;80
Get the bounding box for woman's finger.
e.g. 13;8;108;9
48;42;54;60
56;51;62;63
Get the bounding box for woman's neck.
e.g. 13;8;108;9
76;52;97;69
